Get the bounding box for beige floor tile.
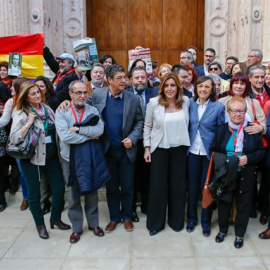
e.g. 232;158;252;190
0;228;23;249
261;257;270;270
197;256;266;270
190;227;257;257
63;258;130;270
246;230;270;256
132;228;193;258
0;258;64;270
68;228;131;258
4;226;71;258
131;258;197;270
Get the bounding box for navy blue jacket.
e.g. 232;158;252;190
125;87;158;104
68;140;111;197
195;65;205;77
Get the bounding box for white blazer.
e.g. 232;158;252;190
143;96;190;153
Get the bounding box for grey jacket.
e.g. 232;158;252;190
55;103;104;162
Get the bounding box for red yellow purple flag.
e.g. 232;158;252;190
0;33;44;79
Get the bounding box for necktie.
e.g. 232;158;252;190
137;93;146;117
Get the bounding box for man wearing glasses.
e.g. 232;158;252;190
195;48;216;77
55;81;105;244
179;50;193;65
88;64;144;233
247;49;263;67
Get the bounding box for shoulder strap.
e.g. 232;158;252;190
205;152;215;185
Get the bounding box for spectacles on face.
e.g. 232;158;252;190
197;84;212;90
71;91;89;96
114;76;127;81
247;55;257;58
209;67;219;71
180;56;188;60
230;109;246;115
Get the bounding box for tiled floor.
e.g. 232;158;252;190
0;191;270;270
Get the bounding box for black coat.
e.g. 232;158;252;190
210;123;265;196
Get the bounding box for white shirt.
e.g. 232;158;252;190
159;110;190;148
189;99;209;155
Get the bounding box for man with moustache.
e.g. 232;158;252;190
126;66;158;222
55;81;105;244
179;50;193;66
88;64;144;233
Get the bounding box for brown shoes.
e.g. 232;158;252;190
105;221;120;233
89;226;105;237
124;220;134;232
259;229;270;239
70;231;83;244
20;199;28;211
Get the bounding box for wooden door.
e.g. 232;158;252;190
86;0;204;71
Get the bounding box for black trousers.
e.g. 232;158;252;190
133;139;150;213
218;175;254;237
147;146;187;232
0;156;6;205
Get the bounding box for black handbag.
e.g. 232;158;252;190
6;124;42;159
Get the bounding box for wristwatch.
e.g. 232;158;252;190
74;127;80;134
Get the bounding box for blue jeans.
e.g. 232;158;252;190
187;153;213;228
16;159;28;199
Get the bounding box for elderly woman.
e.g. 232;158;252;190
210;96;265;248
144;73;190;236
10;81;70;239
187;76;225;237
158;63;172;79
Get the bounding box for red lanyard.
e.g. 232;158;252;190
229;123;243;156
54;68;76;85
70;102;85;123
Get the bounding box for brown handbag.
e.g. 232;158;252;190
201;152;215;209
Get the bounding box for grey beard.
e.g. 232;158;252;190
134;85;146;94
92;79;103;87
59;65;71;73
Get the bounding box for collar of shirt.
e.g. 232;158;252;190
204;65;210;76
133;87;146;102
252;86;265;97
196;98;210;107
92;82;103;89
108;90;123;99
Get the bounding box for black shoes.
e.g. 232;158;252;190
186;222;196;233
215;232;226;243
36;225;49;239
149;230;159;236
202;225;211;237
234;237;244;249
0;204;7;212
50;220;71;230
40;199;51;215
131;211;140;222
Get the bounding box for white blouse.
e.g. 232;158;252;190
159;110;190;148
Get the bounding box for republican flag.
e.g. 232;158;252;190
0;33;44;79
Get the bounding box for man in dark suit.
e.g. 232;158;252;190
171;64;192;98
125;66;158;222
88;64;144;233
195;48;216;77
220;56;238;80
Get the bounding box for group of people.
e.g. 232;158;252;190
1;43;270;250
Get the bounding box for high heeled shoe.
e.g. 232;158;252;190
36;225;49;239
50;220;71;230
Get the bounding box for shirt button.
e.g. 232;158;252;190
239;191;242;193
241;178;244;181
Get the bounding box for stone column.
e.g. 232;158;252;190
205;0;270;66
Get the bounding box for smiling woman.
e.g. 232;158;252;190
144;73;190;236
9;81;70;240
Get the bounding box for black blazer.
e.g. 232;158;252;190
210;123;265;193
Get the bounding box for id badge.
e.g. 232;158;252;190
45;135;52;144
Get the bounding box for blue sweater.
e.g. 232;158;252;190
102;95;124;148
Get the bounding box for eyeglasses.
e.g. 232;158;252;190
180;56;188;60
209;67;219;71
247;55;256;58
230;109;246;115
71;91;89;96
114;76;127;81
197;84;212;90
205;55;214;58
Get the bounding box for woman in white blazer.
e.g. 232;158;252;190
144;73;190;236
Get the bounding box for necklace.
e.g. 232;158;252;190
171;108;176;112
